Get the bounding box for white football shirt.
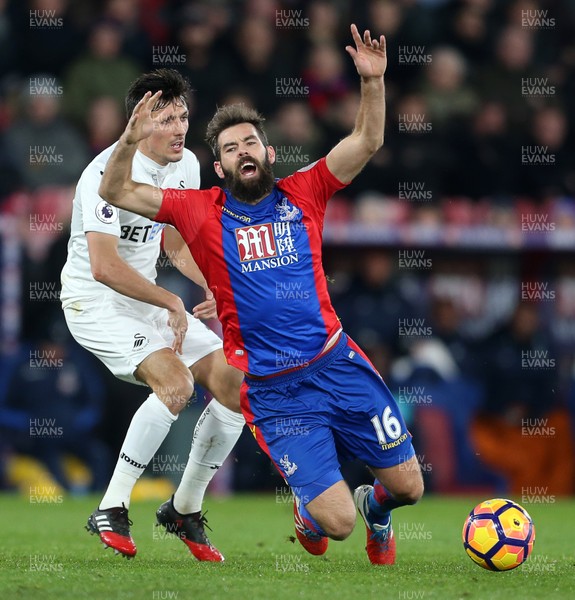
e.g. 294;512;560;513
60;143;200;307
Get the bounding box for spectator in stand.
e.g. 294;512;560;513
174;4;234;123
447;100;518;199
475;25;538;133
506;0;565;67
138;0;171;45
427;295;478;378
2;80;88;189
360;0;434;91
471;302;575;495
13;0;82;78
439;3;493;67
303;43;350;120
102;0;152;68
385;92;446;200
230;17;282;117
85;96;125;158
305;0;345;47
519;105;575;200
266;101;323;179
63;19;140;127
419;46;478;131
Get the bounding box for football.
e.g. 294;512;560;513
462;498;535;571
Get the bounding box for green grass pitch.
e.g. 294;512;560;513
0;493;573;600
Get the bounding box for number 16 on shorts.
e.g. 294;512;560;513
370;407;408;451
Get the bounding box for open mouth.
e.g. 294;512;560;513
171;141;184;151
239;161;257;177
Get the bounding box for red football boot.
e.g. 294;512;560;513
86;505;137;558
354;485;396;565
156;497;224;562
293;497;328;556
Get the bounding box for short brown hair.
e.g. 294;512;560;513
205;104;269;159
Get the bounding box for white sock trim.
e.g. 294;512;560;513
207;398;245;426
149;392;179;423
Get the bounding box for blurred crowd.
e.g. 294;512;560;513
1;0;574;200
1;0;574;495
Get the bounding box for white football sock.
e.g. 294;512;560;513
173;399;244;515
99;393;178;510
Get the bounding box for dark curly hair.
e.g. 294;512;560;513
205;104;269;160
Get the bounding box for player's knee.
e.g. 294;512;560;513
321;506;356;540
394;476;424;506
217;373;243;411
156;370;195;415
213;366;243;412
193;354;243;412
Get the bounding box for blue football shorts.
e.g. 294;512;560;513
240;333;415;506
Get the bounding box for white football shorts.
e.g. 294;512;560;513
63;292;223;385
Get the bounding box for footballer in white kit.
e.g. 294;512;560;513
60;69;244;562
61;144;222;380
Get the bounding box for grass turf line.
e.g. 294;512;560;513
0;494;573;600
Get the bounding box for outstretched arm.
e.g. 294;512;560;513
326;24;386;183
99;91;164;218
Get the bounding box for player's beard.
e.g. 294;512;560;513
223;155;275;204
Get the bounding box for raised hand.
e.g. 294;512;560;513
122;90;162;145
345;24;387;79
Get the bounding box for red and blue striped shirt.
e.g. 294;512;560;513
155;157;347;376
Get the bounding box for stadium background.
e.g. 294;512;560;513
0;0;574;501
